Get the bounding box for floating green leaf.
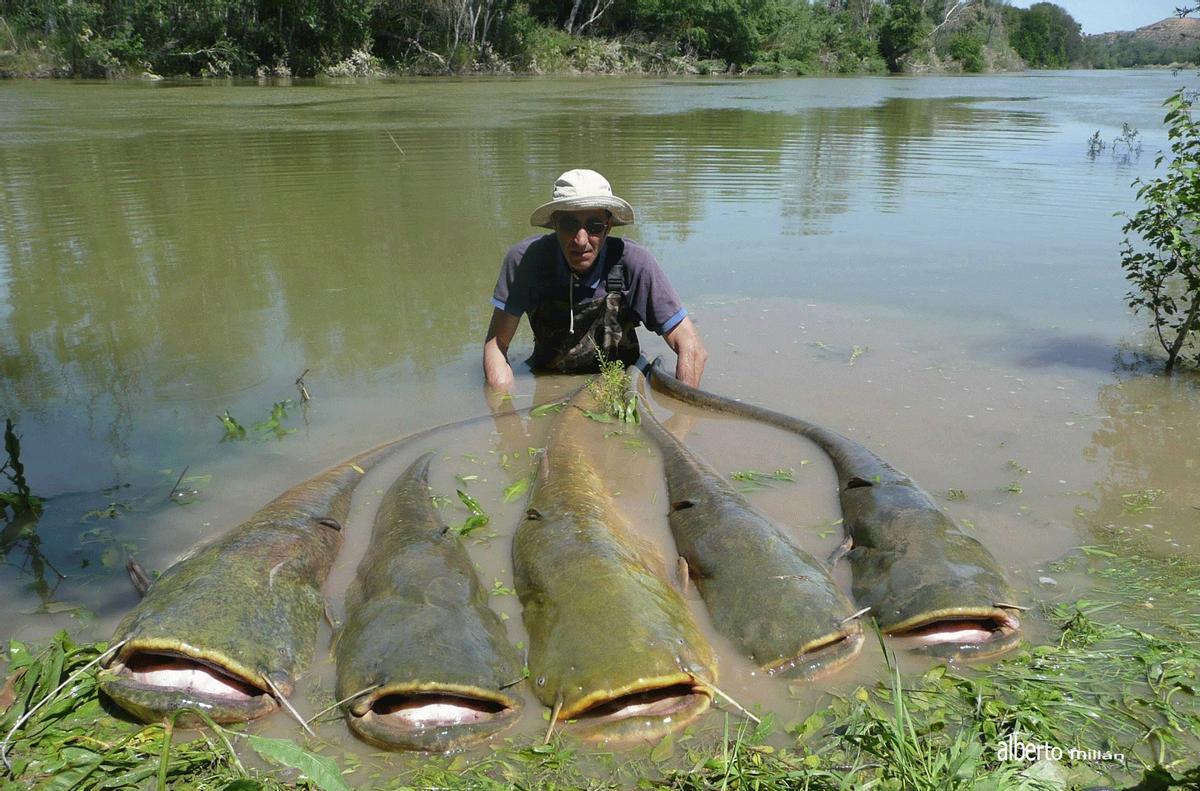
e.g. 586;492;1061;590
217;411;246;440
531;400;566;417
252;400;296;439
456;489;485;516
581;409;614;423
242;733;350;791
453;514;489;537
502;477;531;503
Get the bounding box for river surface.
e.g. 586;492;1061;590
1;71;1198;759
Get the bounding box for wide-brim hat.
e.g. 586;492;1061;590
530;169;635;229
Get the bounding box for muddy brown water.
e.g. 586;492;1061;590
1;72;1199;766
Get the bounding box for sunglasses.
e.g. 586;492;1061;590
556;216;609;236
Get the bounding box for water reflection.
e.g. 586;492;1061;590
0;85;1058;438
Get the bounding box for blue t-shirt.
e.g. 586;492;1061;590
491;234;687;335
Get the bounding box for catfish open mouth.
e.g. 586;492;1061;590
767;626;867;679
888;611;1022;660
347;688;521;751
100;649;277;723
564;682;712;743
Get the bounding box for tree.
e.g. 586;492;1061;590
878;0;927;71
1120;90;1200;372
1007;2;1080;67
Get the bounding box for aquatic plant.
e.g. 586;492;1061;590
587;352;639;424
1;419;42;519
730;468;796;493
1120;89;1200;372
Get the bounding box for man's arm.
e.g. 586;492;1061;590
663;316;707;387
483;308;521;391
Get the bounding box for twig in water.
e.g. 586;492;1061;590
995;601;1029;611
544;696;563;744
295;369;311;402
305;684;380;726
263;675;315;737
1;639;127;771
385;131;406;157
168;465;189;500
698;679;760;724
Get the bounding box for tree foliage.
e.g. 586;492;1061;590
1084;35;1200;70
0;0;1091;76
1120;90;1200;372
1003;1;1081;67
878;0;927;71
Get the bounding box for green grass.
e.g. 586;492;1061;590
4;553;1200;789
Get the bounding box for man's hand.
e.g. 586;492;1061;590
483;308;520;391
663;316;707;387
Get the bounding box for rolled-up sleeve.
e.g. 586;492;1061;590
491;236;544;317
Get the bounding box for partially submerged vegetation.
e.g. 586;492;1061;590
1120;89;1200;373
1;420;43;520
3;546;1200;789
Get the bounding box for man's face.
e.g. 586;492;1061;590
554;210;610;275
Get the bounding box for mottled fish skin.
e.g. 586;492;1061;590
514;386;717;743
99;413;517;724
335;451;523;752
647;357;1021;661
635;387;864;677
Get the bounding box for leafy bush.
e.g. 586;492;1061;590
944;30;984;72
1120;90;1200;372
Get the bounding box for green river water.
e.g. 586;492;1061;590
1;71;1198;755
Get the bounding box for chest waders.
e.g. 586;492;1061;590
526;245;641;373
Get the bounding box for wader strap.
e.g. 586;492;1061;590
604;240;624;295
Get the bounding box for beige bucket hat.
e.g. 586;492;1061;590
530;169;635;228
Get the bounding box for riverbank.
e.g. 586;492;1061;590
0;36;900;81
3;546;1199;790
0;1;1030;81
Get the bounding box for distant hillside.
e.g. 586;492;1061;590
1097;17;1200;46
1086;17;1200;68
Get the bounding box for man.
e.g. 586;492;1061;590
483;169;706;390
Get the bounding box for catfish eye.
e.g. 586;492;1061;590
316;517;343;531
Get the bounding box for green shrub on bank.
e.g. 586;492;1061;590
0;0;1110;78
942;30;986;72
